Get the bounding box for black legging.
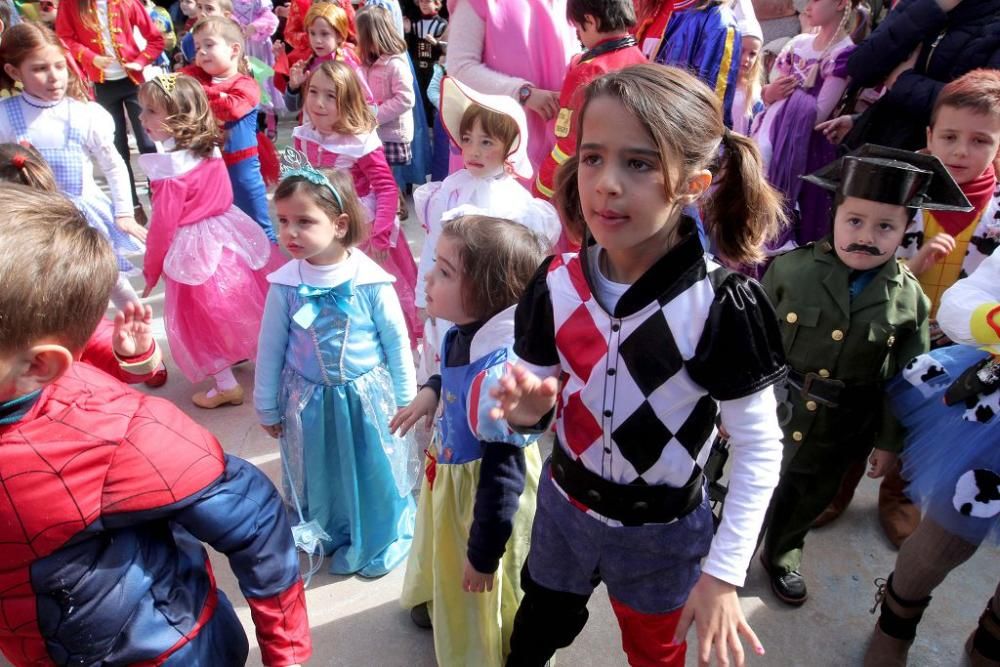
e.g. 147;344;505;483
93;77;156;208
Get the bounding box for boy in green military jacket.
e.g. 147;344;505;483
759;145;972;606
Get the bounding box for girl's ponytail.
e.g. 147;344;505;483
706;129;786;266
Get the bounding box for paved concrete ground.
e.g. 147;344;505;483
2;117;994;667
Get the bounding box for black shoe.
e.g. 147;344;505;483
410;602;432;629
770;569;808;606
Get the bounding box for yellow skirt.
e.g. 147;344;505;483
400;442;541;667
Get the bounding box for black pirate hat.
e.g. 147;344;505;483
803;144;973;212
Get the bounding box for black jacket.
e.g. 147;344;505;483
845;0;1000;150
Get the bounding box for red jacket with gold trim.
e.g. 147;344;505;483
56;0;165;85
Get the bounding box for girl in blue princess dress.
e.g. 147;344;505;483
254;156;418;578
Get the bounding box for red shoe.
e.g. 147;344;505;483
144;367;168;388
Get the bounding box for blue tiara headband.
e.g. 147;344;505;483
279;146;344;210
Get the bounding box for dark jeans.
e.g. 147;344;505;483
94;77;156;208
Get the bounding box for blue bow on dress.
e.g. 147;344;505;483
293;280;354;329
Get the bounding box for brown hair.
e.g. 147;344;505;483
139;74;223;157
440;215;547;321
355;5;406;65
305;60;376;134
74;0;101;34
459;104;521;159
554;64;785;266
0;184;118;353
191;16;251;74
931;69;1000;127
273;168;368;247
0;22;90;101
0;143;58;191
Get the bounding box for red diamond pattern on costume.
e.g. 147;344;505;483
562;391;602;456
556;304;605;384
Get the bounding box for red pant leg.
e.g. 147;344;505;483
610;596;685;666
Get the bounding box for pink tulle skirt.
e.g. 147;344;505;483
163;207;276;382
359;193;422;347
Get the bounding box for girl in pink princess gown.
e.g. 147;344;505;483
292;59;421;346
137;73;281;408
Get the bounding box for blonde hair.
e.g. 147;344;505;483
306;60;376;134
191;15;244;48
273;169;368;248
355;5;405;65
139;75;223;157
305;2;351;43
737;36;763;129
556;65;785;266
0;185;118;353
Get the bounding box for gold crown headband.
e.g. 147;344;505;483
153;73;179;95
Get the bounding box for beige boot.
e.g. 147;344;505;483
863;574;931;667
966;592;1000;667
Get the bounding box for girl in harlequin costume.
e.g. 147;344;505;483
864;253;1000;666
751;0;857;249
182;16;277;243
230;0;282;136
413;76;560;381
293;59;422;346
491;64;789;666
137;73;275;407
254;153;418;578
392;214;547;667
0;22;147;310
280;1;373;114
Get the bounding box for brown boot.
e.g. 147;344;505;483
813;458;866;528
878;463;921;548
966;592;1000;667
863;574;931;667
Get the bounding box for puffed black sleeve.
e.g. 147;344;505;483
513;256;560;367
686;272;787;401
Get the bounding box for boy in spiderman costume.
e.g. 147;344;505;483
0;185;311;666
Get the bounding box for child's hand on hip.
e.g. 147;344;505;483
112;302;155;358
462;558;494;593
868;449;897;478
489;363;558;426
390;387;438;436
674;573;765;667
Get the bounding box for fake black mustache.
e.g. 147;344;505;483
843;243;885;256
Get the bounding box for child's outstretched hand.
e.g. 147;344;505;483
462;557;494;593
488;363;558;427
908;233;956;275
815;115;854;145
113;302;155;358
390;387;438;436
288;60;307;90
261;423;283;438
116;215;149;243
673;573;764;667
867;449;897;478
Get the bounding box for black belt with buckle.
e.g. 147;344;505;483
550;442;703;526
787;369;846;407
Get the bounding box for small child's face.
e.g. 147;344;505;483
5;44;68;103
275;187;349;265
927;105;1000;186
196;0;227;18
460;119;506;178
425;235;473;325
740;36;761;78
308;18;341;58
138;97;173;142
417;0;441;16
194;31;239;77
38;0;59;22
179;0;197;16
832;196;909;271
305;69;341;134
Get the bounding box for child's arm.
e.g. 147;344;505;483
205;74;262;122
814;48;852;123
427;63;445;111
412;182;443;309
80;309;162;383
254;285;292;434
55;8;103;73
369;282;418;406
939;251;1000;351
128;0;167;68
141;176;188;293
86;104;147;241
374;56;416;126
357;148;401;251
244;0;279;41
